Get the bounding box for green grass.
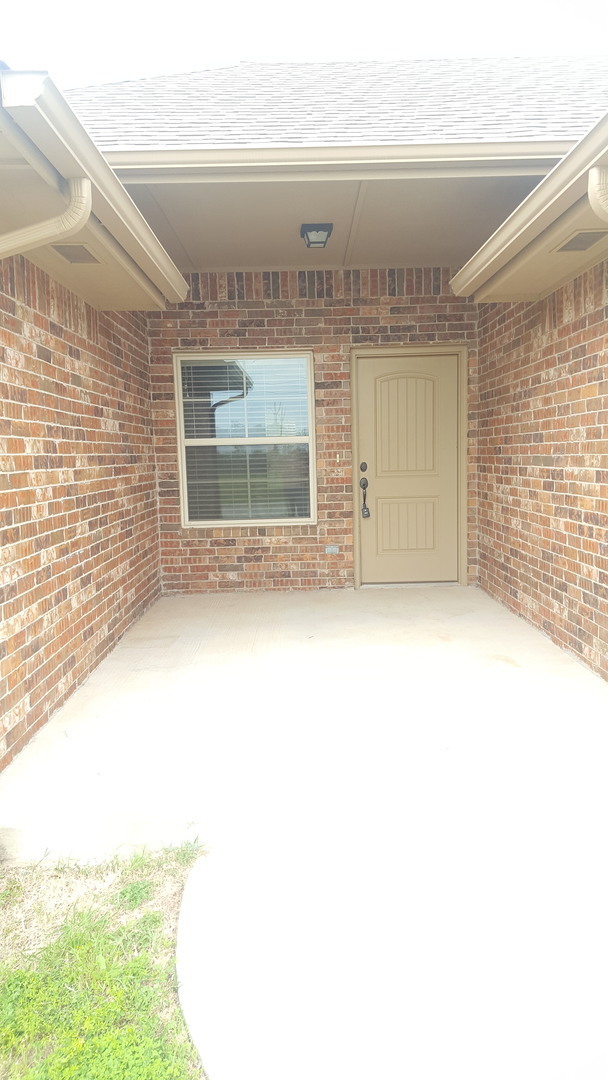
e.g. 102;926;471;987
116;880;155;909
0;880;25;908
0;845;204;1080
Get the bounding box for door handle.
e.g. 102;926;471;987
359;476;370;518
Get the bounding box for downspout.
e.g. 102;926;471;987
588;167;608;222
0;176;92;260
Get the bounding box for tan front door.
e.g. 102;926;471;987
355;349;459;584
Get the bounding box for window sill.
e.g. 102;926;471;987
181;516;318;529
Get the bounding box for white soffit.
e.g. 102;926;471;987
0;71;188;310
451;112;608;302
125;174;543;273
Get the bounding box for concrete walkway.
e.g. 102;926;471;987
1;587;607;1080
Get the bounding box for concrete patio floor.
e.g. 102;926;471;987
1;586;607;1080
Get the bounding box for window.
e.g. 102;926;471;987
174;352;317;527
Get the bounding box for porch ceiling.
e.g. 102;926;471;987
120;171;550;273
66;55;608;276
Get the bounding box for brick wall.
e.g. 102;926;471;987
476;260;608;678
149;268;478;592
0;256;161;770
5;252;605;772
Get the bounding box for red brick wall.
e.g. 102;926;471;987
0;256;161;770
149;268;478;591
3;252;607;771
476;261;608;678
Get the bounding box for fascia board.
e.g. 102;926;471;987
84;215;168;308
115;164;554;185
105;139;573;175
1;71;188;303
451;111;608;297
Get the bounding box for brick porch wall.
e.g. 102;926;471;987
476;260;608;678
149;268;478;591
5;254;606;773
0;257;161;770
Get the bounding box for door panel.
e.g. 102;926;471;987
356;352;459;584
377;375;435;474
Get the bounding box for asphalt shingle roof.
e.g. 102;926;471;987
65;57;608;152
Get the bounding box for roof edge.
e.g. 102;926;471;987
0;70;188;304
450;111;608;297
104;140;575;171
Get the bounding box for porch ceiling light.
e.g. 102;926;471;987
300;223;333;248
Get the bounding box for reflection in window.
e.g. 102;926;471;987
176;354;316;525
185;445;310;521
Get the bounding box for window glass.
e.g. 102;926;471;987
177;353;315;526
185;445;311;521
181;357;309;440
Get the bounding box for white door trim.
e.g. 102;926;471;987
351;345;468;587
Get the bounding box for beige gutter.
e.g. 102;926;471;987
0;93;63;192
451;112;608;297
0;176;91;261
106;140;574;169
588;166;608;222
0;71;188;303
114;165;557;185
107;140;572;185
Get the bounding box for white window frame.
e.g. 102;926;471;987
174;350;318;529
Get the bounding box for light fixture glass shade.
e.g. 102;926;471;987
300;223;333;248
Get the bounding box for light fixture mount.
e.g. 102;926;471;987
300;223;333;249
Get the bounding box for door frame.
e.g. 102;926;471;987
351;345;468;587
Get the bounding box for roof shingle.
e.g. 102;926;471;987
65;57;608;152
